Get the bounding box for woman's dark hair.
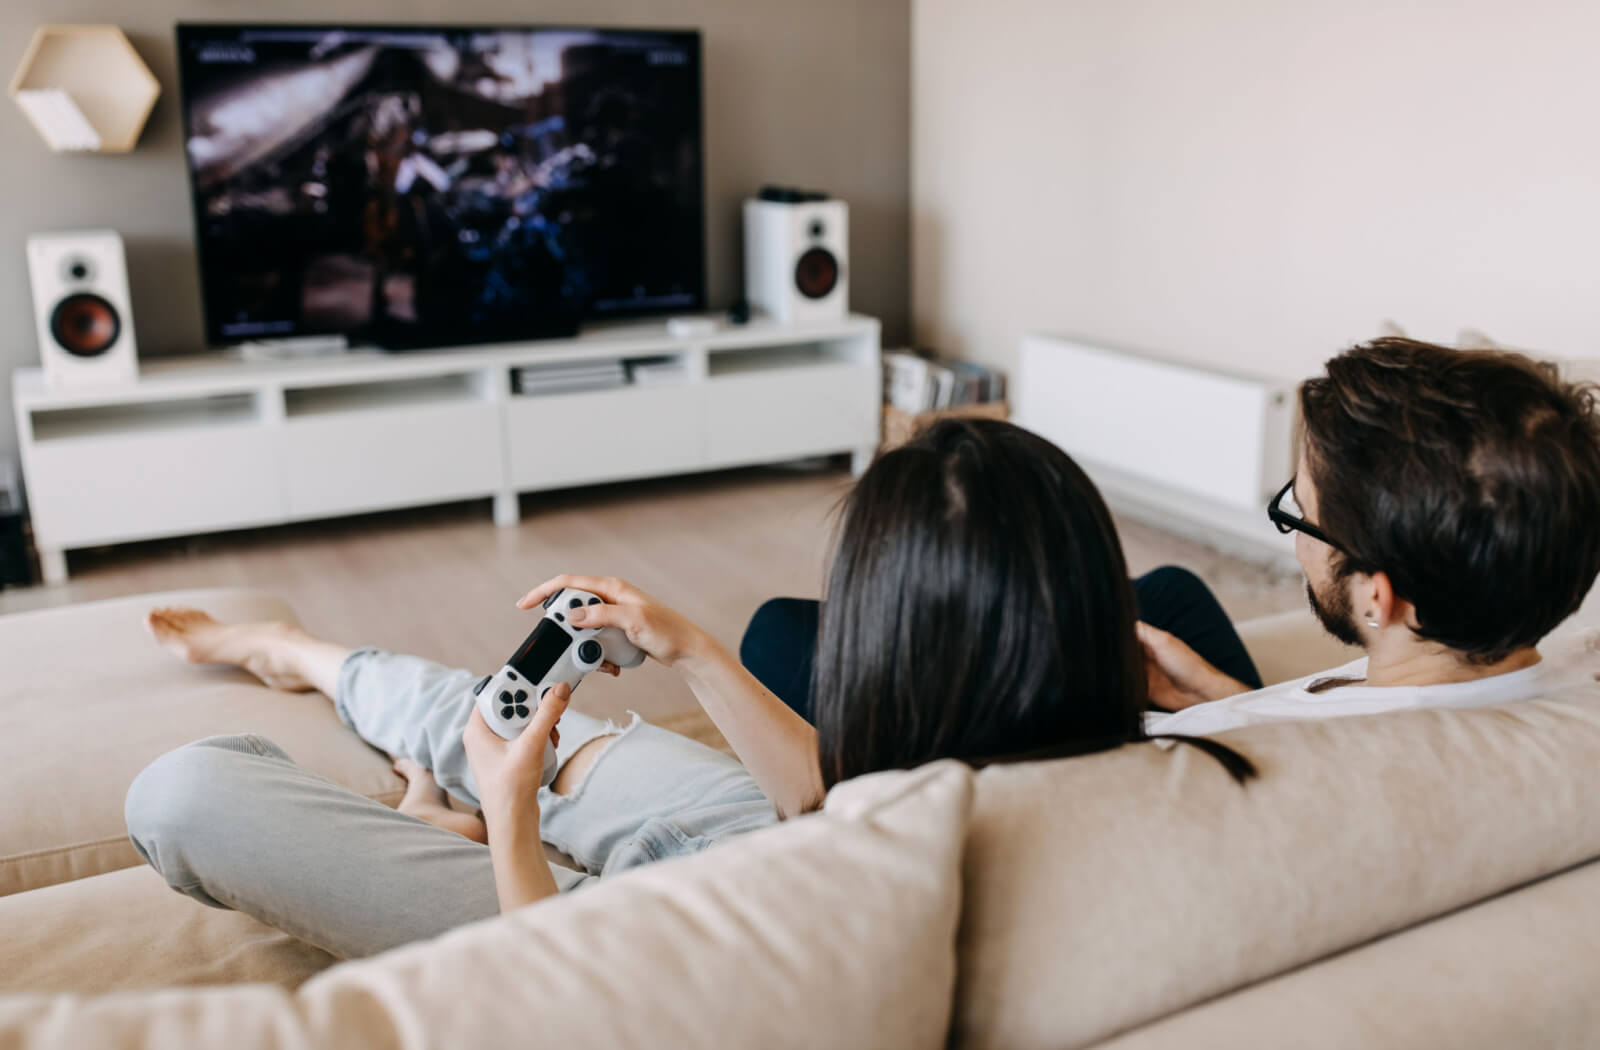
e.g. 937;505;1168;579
811;418;1253;792
1301;339;1600;663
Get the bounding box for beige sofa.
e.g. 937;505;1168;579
2;588;1600;1048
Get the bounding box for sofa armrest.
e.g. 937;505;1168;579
0;588;403;896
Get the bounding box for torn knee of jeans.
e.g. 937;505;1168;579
549;714;642;797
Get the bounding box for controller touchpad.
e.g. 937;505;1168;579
509;618;572;682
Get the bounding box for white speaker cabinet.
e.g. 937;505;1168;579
26;230;139;388
743;198;848;325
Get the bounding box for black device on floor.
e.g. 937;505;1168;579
0;468;33;589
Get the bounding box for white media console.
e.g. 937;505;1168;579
12;314;882;583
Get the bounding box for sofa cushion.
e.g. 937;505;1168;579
0;590;403;896
0;864;336;994
953;630;1600;1050
1094;855;1600;1050
0;760;972;1050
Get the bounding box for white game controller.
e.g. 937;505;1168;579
472;588;646;786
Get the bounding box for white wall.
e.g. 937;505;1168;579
912;0;1600;384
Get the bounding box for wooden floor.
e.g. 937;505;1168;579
0;461;1305;725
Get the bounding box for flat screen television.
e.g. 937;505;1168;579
175;24;704;349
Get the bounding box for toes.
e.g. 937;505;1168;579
392;757;431;785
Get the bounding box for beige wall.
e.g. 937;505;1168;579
912;0;1600;385
0;0;909;454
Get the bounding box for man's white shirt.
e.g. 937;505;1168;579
1146;629;1600;738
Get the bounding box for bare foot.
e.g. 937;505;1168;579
394;756;451;810
145;608;317;692
393;757;488;843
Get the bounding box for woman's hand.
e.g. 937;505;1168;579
1136;622;1251;712
517;575;714;669
463;681;569;829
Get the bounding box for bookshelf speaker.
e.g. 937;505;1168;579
743;197;848;325
27;230;139;388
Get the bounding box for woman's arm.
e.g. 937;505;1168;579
673;636;823;819
482;809;561;912
463;688;569;912
519;575;825;819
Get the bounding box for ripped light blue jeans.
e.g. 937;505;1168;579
125;648;777;959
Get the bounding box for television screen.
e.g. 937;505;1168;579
176;24;704;348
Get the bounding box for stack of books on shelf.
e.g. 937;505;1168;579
513;360;627;397
883;350;1007;413
881;349;1010;450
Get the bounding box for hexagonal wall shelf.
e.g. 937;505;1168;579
9;25;159;152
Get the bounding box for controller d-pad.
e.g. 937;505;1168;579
515;705;530;718
500;706;516;719
498;691;513;705
514;689;528;703
569;597;584;609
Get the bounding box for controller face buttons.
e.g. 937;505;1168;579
497;688;530;721
474;586;647;791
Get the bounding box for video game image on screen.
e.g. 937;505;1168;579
177;25;704;349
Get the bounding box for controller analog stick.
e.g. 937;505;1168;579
578;640;604;666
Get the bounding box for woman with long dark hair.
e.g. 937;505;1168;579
128;419;1250;957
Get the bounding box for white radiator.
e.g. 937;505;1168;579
1015;334;1298;561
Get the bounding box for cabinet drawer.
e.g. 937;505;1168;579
704;362;879;465
27;426;281;546
281;402;502;518
506;386;705;490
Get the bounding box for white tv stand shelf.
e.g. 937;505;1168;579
12;315;881;583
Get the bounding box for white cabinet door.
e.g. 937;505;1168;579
505;386;705;491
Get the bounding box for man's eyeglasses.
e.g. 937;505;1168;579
1267;477;1343;552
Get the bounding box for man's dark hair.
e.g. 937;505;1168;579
1299;338;1600;663
811;418;1252;797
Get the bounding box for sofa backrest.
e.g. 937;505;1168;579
0;762;974;1050
952;630;1600;1049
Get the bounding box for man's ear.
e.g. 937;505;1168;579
1364;571;1417;630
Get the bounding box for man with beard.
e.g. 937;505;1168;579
1140;337;1600;736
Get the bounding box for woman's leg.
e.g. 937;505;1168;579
536;715;778;877
1132;566;1263;690
147;608;349;697
148;607;488;806
738;566;1264;711
393;758;488;843
124;734;585;959
139;611;774;951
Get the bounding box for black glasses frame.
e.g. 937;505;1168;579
1267;477;1343;552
